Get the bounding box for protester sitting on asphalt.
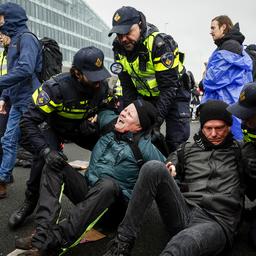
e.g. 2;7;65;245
228;82;256;249
8;46;111;229
14;99;165;256
103;100;256;256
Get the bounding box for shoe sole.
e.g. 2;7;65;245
0;193;7;199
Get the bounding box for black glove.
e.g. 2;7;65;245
80;120;98;136
153;116;164;133
41;147;68;171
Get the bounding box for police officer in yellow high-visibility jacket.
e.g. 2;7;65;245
109;6;191;154
8;46;111;229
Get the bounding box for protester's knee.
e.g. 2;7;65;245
97;178;120;197
140;160;167;180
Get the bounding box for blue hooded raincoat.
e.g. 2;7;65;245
0;2;41;106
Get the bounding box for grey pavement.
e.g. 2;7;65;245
0;121;256;255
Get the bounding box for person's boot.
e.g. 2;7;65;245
15;235;33;250
15;234;57;256
0;182;7;199
103;234;134;256
17;248;56;256
249;218;256;248
17;248;42;256
8;198;37;228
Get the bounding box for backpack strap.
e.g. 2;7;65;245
125;133;145;168
232;140;244;186
16;32;41;82
176;142;191;178
16;32;39;54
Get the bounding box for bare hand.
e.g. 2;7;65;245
88;114;97;123
0;100;7;114
166;162;176;177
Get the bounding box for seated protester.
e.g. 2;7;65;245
103;100;251;256
15;99;165;256
228;81;256;248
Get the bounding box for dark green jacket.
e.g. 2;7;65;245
87;109;166;199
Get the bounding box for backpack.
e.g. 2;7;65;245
245;44;256;81
17;33;63;83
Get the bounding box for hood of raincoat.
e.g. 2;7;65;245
0;2;28;37
214;23;245;47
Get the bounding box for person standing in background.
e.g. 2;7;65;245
201;15;253;140
0;2;42;199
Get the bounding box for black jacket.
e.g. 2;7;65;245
20;73;109;154
167;132;245;245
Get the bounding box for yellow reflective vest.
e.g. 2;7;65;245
0;47;7;76
243;128;256;143
116;32;184;97
31;74;105;121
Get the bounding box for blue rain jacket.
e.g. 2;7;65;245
0;3;41;106
202;49;253;140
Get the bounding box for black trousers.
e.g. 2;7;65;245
32;164;126;251
25;127;61;202
165;87;191;153
24;126;99;202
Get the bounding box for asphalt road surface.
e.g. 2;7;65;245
0;121;256;255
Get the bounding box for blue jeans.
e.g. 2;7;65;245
0;105;28;183
118;160;227;256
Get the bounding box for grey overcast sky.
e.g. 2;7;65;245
85;0;255;81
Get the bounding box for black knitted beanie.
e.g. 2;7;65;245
133;99;157;130
199;100;233;128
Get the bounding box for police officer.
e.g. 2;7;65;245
8;46;111;228
108;6;191;154
228;82;256;248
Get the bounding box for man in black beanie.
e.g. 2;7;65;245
14;100;165;255
199;100;233;128
103;99;250;256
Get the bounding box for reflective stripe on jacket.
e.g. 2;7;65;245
32;85;94;120
117;32;181;97
0;49;7;75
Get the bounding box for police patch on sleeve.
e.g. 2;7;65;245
160;52;174;68
36;90;50;106
110;62;123;75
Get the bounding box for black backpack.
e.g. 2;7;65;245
245;44;256;81
18;33;63;83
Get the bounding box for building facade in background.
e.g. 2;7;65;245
0;0;113;70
